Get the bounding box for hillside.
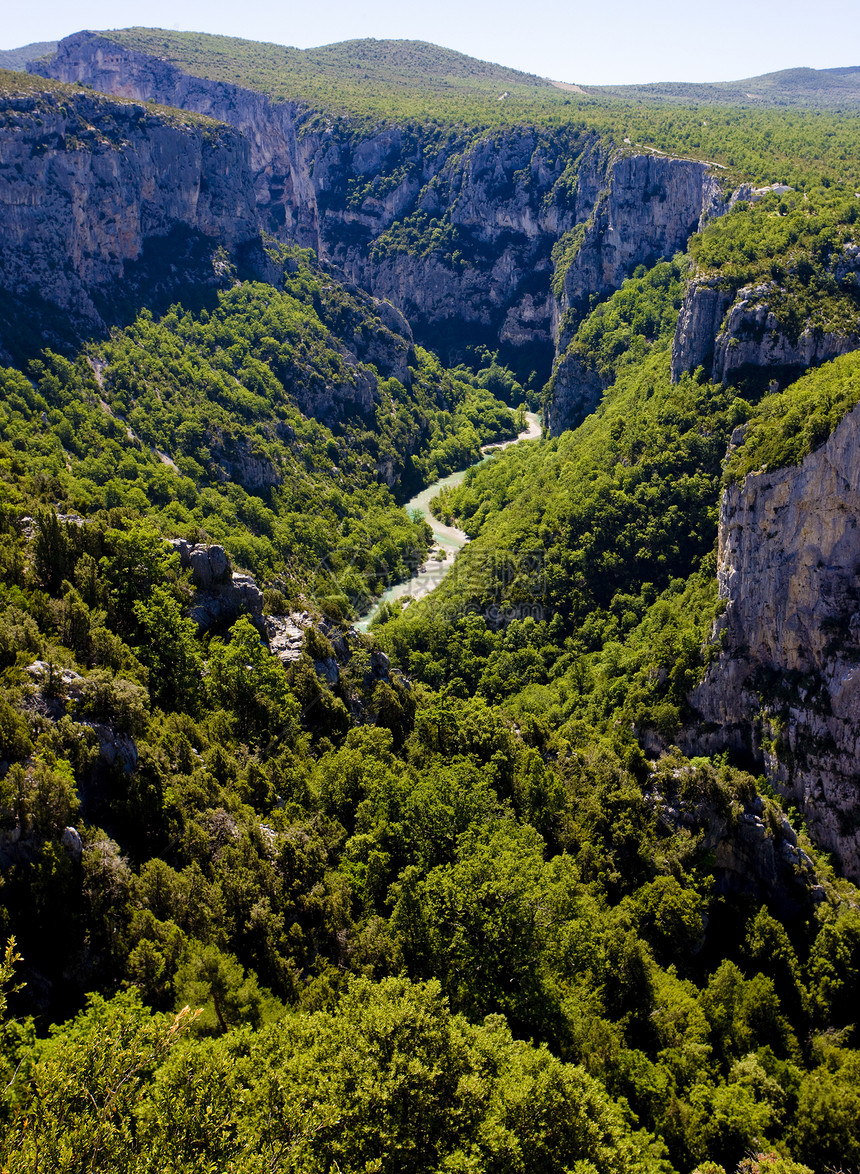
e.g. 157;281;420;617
589;64;860;106
0;41;56;72
28;30;860;389
73;28;566;113
2;26;860;1174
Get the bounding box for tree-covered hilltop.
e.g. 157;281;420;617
81;27;575;120
686;184;860;340
0;42;57;72
589;64;860;107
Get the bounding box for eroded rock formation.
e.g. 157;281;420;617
672;241;860;387
34;33;728;382
0;79;258;357
556;153;726;341
672;280;860;386
688;404;860;879
168;539;264;630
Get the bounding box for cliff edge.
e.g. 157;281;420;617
689;404;860;879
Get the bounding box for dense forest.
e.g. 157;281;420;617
1;27;860;1174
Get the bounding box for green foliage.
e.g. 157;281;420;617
555;259;687;380
134;587;201;710
1;990;198;1171
725;349;860;481
690;184;860;337
382;266;736;742
789;1034;860;1171
0;250;514;610
99;30;860;186
173;942;280;1034
3;976;671;1173
206;616;301;746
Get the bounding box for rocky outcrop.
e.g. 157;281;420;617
22;661;139;771
213;439;282;492
556;153;727;346
712;293;860;385
670;279;735;380
266;613;312;667
672;280;860;385
648;773;826;916
0;77;258;357
688;403;860;880
61;825;83;862
545;352;606;436
168;540;264;630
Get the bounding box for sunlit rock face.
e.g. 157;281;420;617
688;403;860;880
36;34;728;381
671;278;860;387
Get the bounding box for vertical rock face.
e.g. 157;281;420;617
544;352;606;436
33;33;322;247
670;280;735;380
0;80;258;355
672;241;860;387
672;280;860;386
545;154;728;435
34;33;727;381
35;35;580;369
557;154;726;337
352;128;582;372
689;404;860;880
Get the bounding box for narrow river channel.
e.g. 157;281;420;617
355;410;542;630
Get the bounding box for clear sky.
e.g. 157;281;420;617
3;0;859;86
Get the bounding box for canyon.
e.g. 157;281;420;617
28;32;727;386
3;32;859;878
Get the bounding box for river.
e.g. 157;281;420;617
355;410;542;630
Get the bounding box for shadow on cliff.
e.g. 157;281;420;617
0;226;270;368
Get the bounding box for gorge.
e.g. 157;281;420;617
1;29;860;1174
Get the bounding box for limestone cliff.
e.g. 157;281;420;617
672;243;860;386
670;279;735;380
544;351;606;436
672;280;860;386
34;33;727;383
0;76;258;357
688;404;860;880
35;34;581;372
32;33;322;246
545;152;728;434
556;152;726;347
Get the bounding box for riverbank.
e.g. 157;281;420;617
354;410;542;630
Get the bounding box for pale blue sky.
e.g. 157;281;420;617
3;0;859;86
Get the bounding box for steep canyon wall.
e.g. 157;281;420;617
33;33;727;379
689;407;860;879
0;80;258;358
